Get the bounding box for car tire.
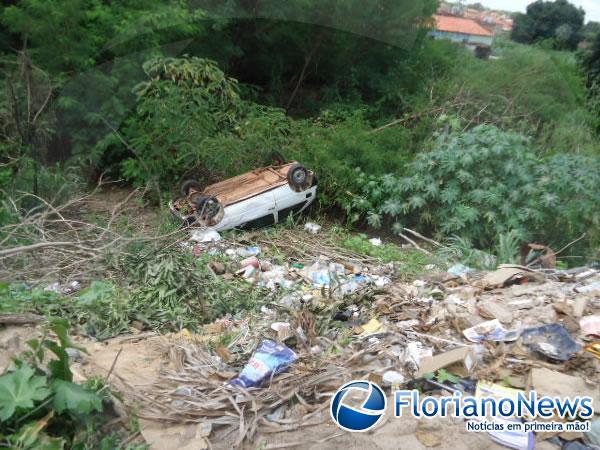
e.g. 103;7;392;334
287;164;309;189
181;180;202;197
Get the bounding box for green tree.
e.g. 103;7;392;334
578;30;600;129
511;0;585;50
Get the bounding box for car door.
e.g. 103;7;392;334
273;184;313;223
227;190;277;230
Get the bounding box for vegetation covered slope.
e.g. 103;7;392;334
1;0;600;257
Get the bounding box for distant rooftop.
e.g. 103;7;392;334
433;14;495;37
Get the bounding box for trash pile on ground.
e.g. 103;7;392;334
124;227;600;449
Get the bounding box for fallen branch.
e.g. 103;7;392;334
398;233;432;256
370;107;446;134
554;233;586;257
402;228;443;248
0;313;44;325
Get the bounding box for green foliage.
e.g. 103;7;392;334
70;282;131;340
436;39;597;155
1;256;267;338
348;125;600;251
120;56;288;194
121;248;267;327
331;229;432;278
198;0;439;112
0;145;83;235
0;365;50;421
51;380;102;416
0;321;106;449
579;31;600;131
437;235;497;270
122;248;211;330
511;0;585;50
0;282;131;341
494;230;521;265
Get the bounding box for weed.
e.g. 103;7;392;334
0;320;106;449
331;229;432;278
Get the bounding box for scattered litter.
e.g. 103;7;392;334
463;319;520;343
237;265;258;279
574;280;600;294
580;315;600;338
521;323;581;361
270;322;293;341
44;282;61;293
405;342;433;368
475;381;523;403
368;237;382;247
523;243;556;268
584;418;600;447
236;246;261;257
229;340;297;388
304;222;322;234
573;297;589;318
474;382;534;450
585;343;600;359
266;404;287;422
358;318;385;336
190;229;221;243
87;224;600;447
447;263;474;277
382;370;405;387
240;256;260;269
477;417;534;450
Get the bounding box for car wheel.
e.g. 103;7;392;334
287;164;309;188
181;180;202;197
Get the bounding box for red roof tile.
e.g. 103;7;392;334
433;15;494;37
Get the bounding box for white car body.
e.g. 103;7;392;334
212;182;317;231
170;162;317;231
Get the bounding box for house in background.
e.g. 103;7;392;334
437;2;513;33
430;15;495;58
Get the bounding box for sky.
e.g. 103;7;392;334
465;0;600;22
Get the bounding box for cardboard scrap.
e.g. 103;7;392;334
417;346;476;377
527;368;600;406
478;300;514;324
479;264;542;289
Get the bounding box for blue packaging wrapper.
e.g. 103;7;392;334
230;340;297;388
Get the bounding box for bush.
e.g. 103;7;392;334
347;125;600;251
286;110;421;207
437;39;599;154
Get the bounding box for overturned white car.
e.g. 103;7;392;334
169;162;317;231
